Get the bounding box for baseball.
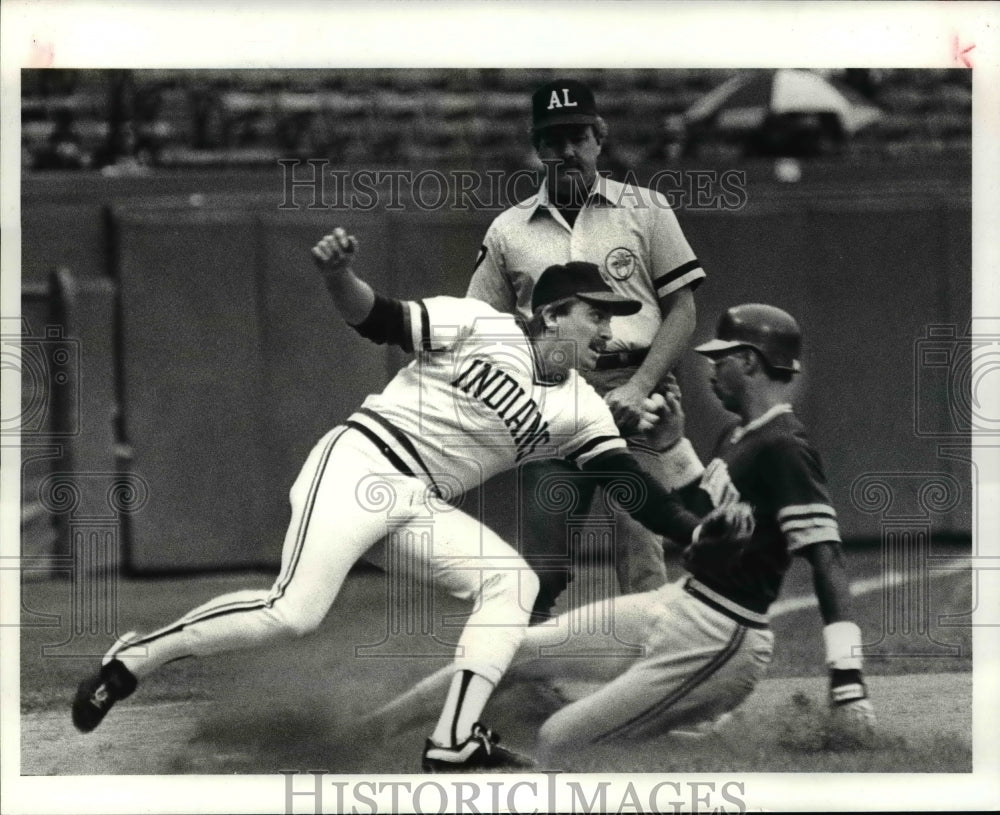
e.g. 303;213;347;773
774;158;802;183
636;393;666;432
643;392;667;413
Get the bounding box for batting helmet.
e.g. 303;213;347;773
695;303;802;373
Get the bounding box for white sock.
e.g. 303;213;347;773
430;670;495;747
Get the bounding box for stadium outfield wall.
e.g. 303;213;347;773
20;161;971;573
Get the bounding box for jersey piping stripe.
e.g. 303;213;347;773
652;259;702;289
657;269;705;299
787;528;843;548
576;438;627;465
355;407;442;495
565;434;622;462
401;301;417;353
418;300;432;351
777;503;838;520
117;427;349;650
781;517;839;531
593;624;747;743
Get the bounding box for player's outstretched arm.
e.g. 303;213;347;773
311;227;422;350
312;227;375;325
580;448;752;548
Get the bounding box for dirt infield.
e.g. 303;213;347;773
18;547;973;775
22;671;970;775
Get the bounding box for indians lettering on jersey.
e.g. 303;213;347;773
351;296;627;496
449;357;550;461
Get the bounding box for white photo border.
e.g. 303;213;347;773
2;1;998;813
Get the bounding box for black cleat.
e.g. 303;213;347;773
422;722;536;773
72;658;138;733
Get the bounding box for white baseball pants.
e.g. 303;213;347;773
114;426;538;686
364;579;773;755
521;581;774;755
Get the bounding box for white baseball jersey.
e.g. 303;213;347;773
104;298;627;699
349;296;627;496
468;176;705;352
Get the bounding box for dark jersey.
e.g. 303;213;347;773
683;406;841;614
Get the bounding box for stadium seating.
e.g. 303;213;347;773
21;68;971;172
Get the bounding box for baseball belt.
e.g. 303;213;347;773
594;348;649;370
683;577;769;630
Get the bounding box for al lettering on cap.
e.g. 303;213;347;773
532;79;599;131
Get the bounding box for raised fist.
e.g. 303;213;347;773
311;227;358;273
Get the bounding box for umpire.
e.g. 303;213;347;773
469;77;707;617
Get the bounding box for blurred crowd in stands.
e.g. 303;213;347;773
22;68;971;174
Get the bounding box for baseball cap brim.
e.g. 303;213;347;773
533;113;599;131
694;338;746;356
577;292;642;317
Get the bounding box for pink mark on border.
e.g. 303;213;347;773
28;38;55;68
952;34;975;68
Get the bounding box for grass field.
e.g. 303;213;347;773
18;542;973;775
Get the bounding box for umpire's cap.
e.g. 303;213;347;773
533;262;641;316
532;79;599;131
695;303;802;373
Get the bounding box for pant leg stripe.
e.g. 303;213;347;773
593;625;747;743
271;426;347;599
120;597;273;649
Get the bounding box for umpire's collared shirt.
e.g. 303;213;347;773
468;176;705;354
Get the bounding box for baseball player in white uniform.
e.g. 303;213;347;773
362;304;876;767
71;228;752;773
469;78;706;617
